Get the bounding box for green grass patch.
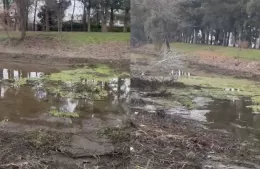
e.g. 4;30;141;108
46;64;129;82
0;31;130;44
246;105;260;113
176;75;260;111
49;109;79;118
178;76;260;97
173;42;260;61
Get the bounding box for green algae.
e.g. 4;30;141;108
246;105;260;113
9;64;128;100
178;76;260;96
49;109;79;118
166;76;260;110
177;76;260;99
46;64;129;83
252;96;260;104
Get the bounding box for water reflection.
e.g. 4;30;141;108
0;67;130;127
205;98;260;141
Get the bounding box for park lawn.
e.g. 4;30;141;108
173;42;260;61
0;31;130;44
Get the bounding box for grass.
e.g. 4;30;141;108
173;42;260;61
49;109;79;118
177;75;260;112
0;31;130;44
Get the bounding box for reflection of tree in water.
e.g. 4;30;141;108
206;98;260;141
0;86;50;122
0;68;130;121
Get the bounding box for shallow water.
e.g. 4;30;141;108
205;98;260;141
0;63;130;130
132;71;260;142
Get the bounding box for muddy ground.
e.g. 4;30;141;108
130;45;260;169
0;36;130;61
132;45;260;80
1;41;260;169
0;52;131;169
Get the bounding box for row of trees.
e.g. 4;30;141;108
132;0;260;49
36;0;130;32
1;0;130;40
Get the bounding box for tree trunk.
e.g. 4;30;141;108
210;32;213;45
100;2;108;32
193;29;197;44
123;9;129;32
70;0;76;32
17;0;27;40
222;31;226;46
258;29;260;49
109;7;114;31
33;0;38;31
82;0;87;31
215;29;220;45
201;29;205;44
232;30;236;47
226;32;230;46
45;8;50;31
87;2;91;32
206;31;209;44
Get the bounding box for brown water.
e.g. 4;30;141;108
0;63;130;131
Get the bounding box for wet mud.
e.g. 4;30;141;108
0;59;131;169
130;50;260;169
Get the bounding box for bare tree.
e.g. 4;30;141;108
132;0;186;52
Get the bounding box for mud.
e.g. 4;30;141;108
0;59;131;169
130;47;260;169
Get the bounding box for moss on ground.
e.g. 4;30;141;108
45;64;129;83
247;105;260;113
172;76;260;110
9;64;128;100
49;109;79;118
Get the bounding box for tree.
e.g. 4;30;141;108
100;0;109;32
132;0;185;52
122;0;130;32
33;0;38;31
70;0;76;31
38;0;71;31
16;0;27;40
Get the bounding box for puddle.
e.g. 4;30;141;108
132;72;260;142
204;98;260;141
0;63;130;131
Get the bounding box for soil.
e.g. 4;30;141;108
0;36;130;62
131;45;260;80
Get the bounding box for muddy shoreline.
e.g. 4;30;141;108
0;54;131;169
130;48;260;169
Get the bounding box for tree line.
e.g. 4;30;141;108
0;0;130;40
132;0;260;49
